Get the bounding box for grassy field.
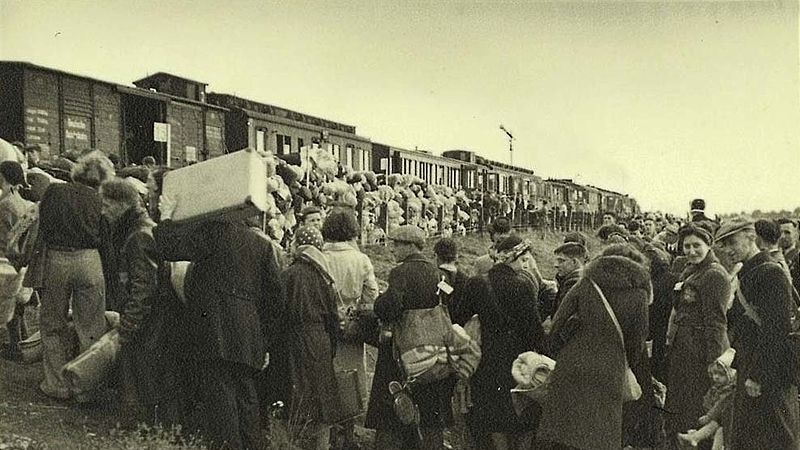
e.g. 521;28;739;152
0;229;590;449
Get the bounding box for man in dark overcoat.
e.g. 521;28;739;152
365;225;454;450
717;218;800;450
154;199;285;450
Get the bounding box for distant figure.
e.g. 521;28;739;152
141;156;156;170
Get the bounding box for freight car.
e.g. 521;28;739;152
0;62;226;166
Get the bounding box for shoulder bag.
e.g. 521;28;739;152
589;278;643;402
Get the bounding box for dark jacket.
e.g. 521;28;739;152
456;263;547;433
365;252;455;431
38;182;103;249
551;268;581;319
665;251;730;438
280;247;343;425
539;255;651;450
728;251;800;450
113;208;181;410
154;219;286;371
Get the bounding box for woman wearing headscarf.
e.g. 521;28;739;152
454;235;547;449
664;223;730;448
281;225;344;450
539;244;651;450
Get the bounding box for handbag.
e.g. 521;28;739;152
589;279;642;402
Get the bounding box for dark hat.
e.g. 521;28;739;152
690;198;706;212
678;222;714;246
563;231;587;247
489;216;512;235
0;161;28;188
554;241;587;259
301;205;321;217
389;225;425;247
715;217;755;243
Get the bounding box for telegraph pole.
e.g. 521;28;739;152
499;124;514;166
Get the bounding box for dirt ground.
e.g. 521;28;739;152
0;229;575;449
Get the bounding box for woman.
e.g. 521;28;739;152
99;178;181;426
282;225;344;450
664;223;730;447
455;235;547;449
321;208;378;450
539;244;651;450
38;150;114;400
0;161;33;360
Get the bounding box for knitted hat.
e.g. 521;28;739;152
678;222;714;246
294;225;324;250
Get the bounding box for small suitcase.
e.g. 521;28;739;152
62;329;121;398
162;148;269;222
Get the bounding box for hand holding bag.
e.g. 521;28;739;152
589;278;642;402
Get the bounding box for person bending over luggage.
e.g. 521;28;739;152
99;178;182;426
154;196;286;450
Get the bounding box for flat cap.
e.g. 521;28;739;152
389;225;425;246
715;217;755;242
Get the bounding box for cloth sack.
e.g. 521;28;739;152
510;351;556;414
0;259;30;325
62;329;121;397
447;321;482;379
393;303;454;383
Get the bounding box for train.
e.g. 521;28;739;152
0;61;639;218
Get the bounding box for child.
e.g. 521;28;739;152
677;348;736;450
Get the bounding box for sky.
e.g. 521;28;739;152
1;0;798;215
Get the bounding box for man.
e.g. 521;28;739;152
716;218;800;450
300;205;323;230
602;212;616;227
154;200;285;450
23;144;41;169
643;217;657;240
367;225;453;450
546;241;586;320
755;219;791;275
689;198;711;223
473;216;512;275
99;179;180;426
778;218;800;294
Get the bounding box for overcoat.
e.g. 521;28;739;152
364;252;454;432
665;251;730;436
728;251;800;450
153;219;286;370
113;208;181;411
455;263;547;433
281;246;343;425
538;255;650;450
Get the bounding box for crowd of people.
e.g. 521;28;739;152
0;143;799;450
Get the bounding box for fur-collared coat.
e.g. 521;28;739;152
538;255;651;450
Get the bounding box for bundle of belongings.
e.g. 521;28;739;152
396;310;481;384
510;351;556;414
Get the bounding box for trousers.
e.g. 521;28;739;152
197;359;265;450
39;249;106;399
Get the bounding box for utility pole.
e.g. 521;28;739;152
499;124;514;166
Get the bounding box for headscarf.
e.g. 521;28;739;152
293;225;324;250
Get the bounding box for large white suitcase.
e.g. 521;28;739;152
162;148;269;222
